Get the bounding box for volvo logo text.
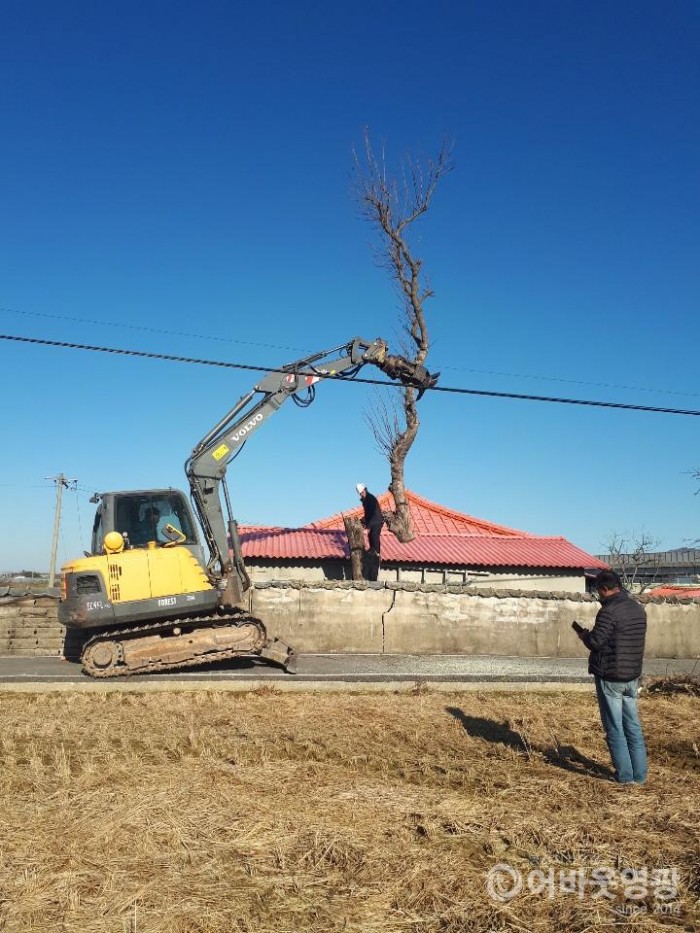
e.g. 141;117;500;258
231;413;264;443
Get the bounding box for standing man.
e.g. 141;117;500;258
356;483;384;580
573;570;648;785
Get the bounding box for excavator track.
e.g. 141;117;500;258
80;611;296;679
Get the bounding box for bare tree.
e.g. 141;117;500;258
351;131;453;544
690;467;700;494
602;531;662;593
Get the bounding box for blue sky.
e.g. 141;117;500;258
1;0;699;571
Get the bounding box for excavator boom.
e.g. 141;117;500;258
185;337;438;607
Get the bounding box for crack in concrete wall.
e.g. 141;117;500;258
381;588;398;653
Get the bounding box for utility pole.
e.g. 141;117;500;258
46;474;77;587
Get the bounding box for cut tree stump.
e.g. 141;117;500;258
343;516;366;581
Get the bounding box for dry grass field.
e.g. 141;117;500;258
0;685;698;932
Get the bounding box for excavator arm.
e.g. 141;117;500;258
185;337;438;607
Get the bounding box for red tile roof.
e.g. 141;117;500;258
646;585;700;599
239;490;606;570
308;489;529;537
240;526;605;569
240;527;347;561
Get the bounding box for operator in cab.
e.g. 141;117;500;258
131;505;161;546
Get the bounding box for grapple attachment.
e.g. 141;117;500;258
376;354;440;399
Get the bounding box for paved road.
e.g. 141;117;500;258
0;654;697;692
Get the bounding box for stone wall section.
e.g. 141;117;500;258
1;583;699;660
0;590;64;657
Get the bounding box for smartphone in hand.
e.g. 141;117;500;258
571;620;584;634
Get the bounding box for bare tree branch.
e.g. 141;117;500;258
602;531;662;594
363;389;401;458
689;467;700;495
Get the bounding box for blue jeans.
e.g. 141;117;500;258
594;676;647;784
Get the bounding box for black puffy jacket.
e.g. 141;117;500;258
361;491;384;529
583;589;647;681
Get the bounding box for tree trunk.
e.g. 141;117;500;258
382;388;419;543
384;479;413;543
343;515;366;580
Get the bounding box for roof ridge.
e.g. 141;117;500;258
403;489;531;536
307;488;534;536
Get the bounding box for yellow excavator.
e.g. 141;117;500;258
58;337;438;677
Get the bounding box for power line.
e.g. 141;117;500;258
437;362;700;398
3;304;696;399
1;305;305;353
71;483;85;550
0;483;57;488
2;332;700;417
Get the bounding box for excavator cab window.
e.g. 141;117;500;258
114;493;198;549
149;494;197;543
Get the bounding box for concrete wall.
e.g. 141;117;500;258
249;582;700;659
2;583;700;660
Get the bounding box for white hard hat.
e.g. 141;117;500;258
355;483;367;494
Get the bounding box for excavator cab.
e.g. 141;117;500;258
91;490;204;560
